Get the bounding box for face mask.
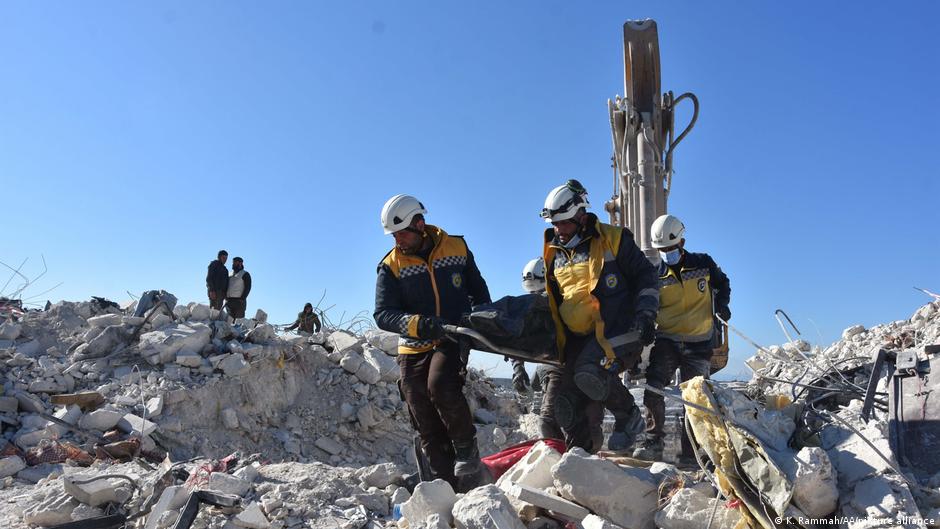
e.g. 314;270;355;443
661;249;681;265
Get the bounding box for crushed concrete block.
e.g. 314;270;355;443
173;305;191;320
551;448;658;529
146;395;164;418
581;515;624;529
0;321;22;340
233;502;270;528
402;479;457;526
425;513;451;529
28;379;66;394
189;304;211;321
49;404;83;435
654;487;739;529
22;491;79;526
15;427;56;449
16;463;66;483
79;409;123;431
0;395;18;413
175;351;204;367
117;413;158;436
222;408;240;429
206;472;252;497
355;361;381;385
64;473;133;507
475;408;498;424
452;484;525;529
497;441;562;492
219;354;250;377
87;314;122;328
328;331;362;354
139;323;212;365
506;483;589;521
81;325;127;359
391;487;411;506
315;437;344;456
0;455;26;478
16;339;41;356
364;329;399;353
791;446;838;518
15;391;44;413
254;309;268;323
363;346;400;382
247;323;276;344
842;325;866;340
358;462;405;489
340;350;364;374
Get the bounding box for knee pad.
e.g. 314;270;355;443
553;392;579;430
573;364;610;401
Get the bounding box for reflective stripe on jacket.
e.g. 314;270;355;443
544;214;659;366
656;252;730;342
374;225;491;354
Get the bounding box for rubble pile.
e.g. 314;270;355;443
0;297;938;528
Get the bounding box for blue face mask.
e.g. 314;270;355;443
661;248;682;265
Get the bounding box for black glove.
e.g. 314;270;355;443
717;306;731;322
512;362;531;393
416;316;445;340
633;310;656;346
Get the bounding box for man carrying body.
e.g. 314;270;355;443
632;214;731;465
206;250;229;310
286;303;322;334
541;180;659;452
374;194;491;488
226;257;252;320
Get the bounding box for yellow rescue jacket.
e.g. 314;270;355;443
656;251;730;343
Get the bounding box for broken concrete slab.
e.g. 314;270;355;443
0;321;22;340
51;391;105;410
64;473;134;507
79;409;123;431
452;484;526;529
355;361;381;385
402;479;458;526
87;314;122;328
340;350;364;374
175;350;204;368
506;483;589;521
233;502;270;528
357;462;405;489
80;325;128;360
328;331;362;354
497;441;562;492
0;455;26;478
22;491;79;526
654;487;739;529
791;446;838;518
363;346;400;382
315;437;344;456
206;472;252;497
551;448;659;529
219;354;251;377
15;390;45;413
140;322;212;365
117;412;158;436
364;329;398;354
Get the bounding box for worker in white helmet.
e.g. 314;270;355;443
374;194;492;488
507;258;547;393
540;180;660;452
632;214;731;465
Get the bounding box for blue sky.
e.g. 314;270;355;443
2;2;938;379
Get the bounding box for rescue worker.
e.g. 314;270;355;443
507;257;545;393
285;303;322;334
541;180;660;452
632;214;731;464
374;194;491;488
206;250;229;310
225;257;252;319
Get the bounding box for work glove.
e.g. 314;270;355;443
716;306;731;322
511;362;531;394
417;316;445;340
633;310;657;346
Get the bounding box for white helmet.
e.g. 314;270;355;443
540;180;589;223
521;257;546;293
381;194;427;235
650;214;686;249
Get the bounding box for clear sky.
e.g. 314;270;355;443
2;2;938;380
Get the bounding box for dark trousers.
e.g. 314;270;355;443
552;334;639;451
643;337;712;456
226;298;247;319
539;365;604;450
208;290;225;310
398;343;476;487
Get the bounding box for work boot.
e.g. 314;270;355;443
631;436;665;461
607;407;644;451
453;440;482;477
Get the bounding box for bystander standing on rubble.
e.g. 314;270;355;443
226;257;252;320
374;194;492;489
206;250;229;310
633;214;731;465
285;302;322;333
541;180;659;452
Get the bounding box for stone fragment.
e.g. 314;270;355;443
80;325;127;359
87;314;122;328
791;446;838;518
219;354;251;377
497;441;562;492
402;479;458;526
363;346;400;382
175;351;204;367
315;437;344;455
247;323;276;344
551;448;658;529
222;408;240;429
64;473;133;507
79;409;123;431
0;395;18;413
15;390;45;413
364;329;399;353
475;408;498;424
328;331;362;354
49;404;83;435
452;485;525;529
117;413;158;436
189;304;211;321
355;361;381;385
139;323;211;365
842;325;866;340
0;321;22;340
146;395;164;418
0;455;26;478
17;463;66;483
358;462;405;489
581;515;624;529
206;472;252;497
254;309;268;323
340;351;364;374
233;502;270;528
29;379;66;394
22;491;79;526
144;487;188;529
505;484;589;521
654;487;739;529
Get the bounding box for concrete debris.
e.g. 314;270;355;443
654;487;738;529
63;473;133;507
402;479;458;526
581;514;625;529
452;484;526;529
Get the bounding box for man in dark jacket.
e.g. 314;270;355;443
374;194;491;489
541;180;660;452
225;257;252;319
633;214;731;465
286;303;322;333
206;250;229;310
